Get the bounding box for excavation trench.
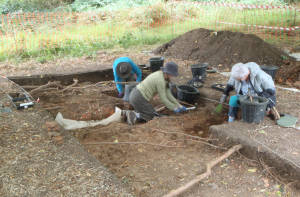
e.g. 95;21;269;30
12;70;243;196
9;69;300;196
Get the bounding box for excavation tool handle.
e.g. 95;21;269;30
155;105;196;113
186;107;196;110
115;81;140;85
271;106;280;120
265;97;280;120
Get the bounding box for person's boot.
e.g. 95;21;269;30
228;107;238;122
121;110;131;122
228;116;235;123
126;111;137;125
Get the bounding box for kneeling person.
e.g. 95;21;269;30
219;62;276;122
125;62;186;125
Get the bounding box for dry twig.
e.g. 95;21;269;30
163;144;242;197
43;106;63;110
258;156;285;186
152;129;216;141
30;81;62;94
60;78;79;93
82;141;185;148
163;138;226;149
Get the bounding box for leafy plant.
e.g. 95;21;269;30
0;0;71;13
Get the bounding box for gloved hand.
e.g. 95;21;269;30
174;107;181;113
118;92;124;98
220;94;227;103
179;106;187;112
174;106;187;113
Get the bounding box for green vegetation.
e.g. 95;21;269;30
0;0;298;63
0;0;292;13
0;0;73;13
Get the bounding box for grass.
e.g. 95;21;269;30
0;1;299;63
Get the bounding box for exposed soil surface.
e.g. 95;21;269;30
1;41;299;85
1;31;300;196
154;28;300;83
0;90;133;197
277;61;300;84
154;28;288;67
22;70;299;197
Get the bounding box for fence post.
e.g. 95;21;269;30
293;7;296;26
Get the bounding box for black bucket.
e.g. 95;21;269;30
240;95;268;124
177;85;200;104
149;57;164;72
260;65;279;80
191;63;208;82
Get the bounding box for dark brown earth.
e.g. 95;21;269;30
0;91;134;197
154;28;300;82
20;69;299;197
277;61;300;83
1;39;300;196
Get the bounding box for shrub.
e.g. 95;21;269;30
129;3;170;26
0;0;71;13
71;0;117;11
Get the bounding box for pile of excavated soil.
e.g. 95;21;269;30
154;28;289;69
276;60;300;84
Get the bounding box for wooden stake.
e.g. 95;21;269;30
163;144;243;197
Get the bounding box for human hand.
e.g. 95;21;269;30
118;92;124;98
174;106;187;113
220;94;227;103
174;107;181;113
179;106;187;112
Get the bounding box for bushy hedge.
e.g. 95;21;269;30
190;0;288;5
71;0;148;11
71;0;118;11
0;0;148;13
0;0;74;13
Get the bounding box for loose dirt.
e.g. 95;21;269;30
154;28;288;67
154;28;300;83
277;60;300;84
26;71;299;197
1;30;300;196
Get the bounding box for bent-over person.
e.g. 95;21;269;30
123;62;186;125
219;62;276;122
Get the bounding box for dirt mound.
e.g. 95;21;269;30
276;60;300;84
154;28;288;68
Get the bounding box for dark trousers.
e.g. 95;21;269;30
122;74;136;91
129;88;156;121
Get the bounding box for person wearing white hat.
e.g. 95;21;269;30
123;62;186;125
219;62;276;122
113;57;142;98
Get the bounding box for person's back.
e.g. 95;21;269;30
137;71;164;102
126;62;186;125
112;57;142;97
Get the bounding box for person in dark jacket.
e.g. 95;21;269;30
113;57;142;98
219;62;276;122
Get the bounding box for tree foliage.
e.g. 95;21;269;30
0;0;73;13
